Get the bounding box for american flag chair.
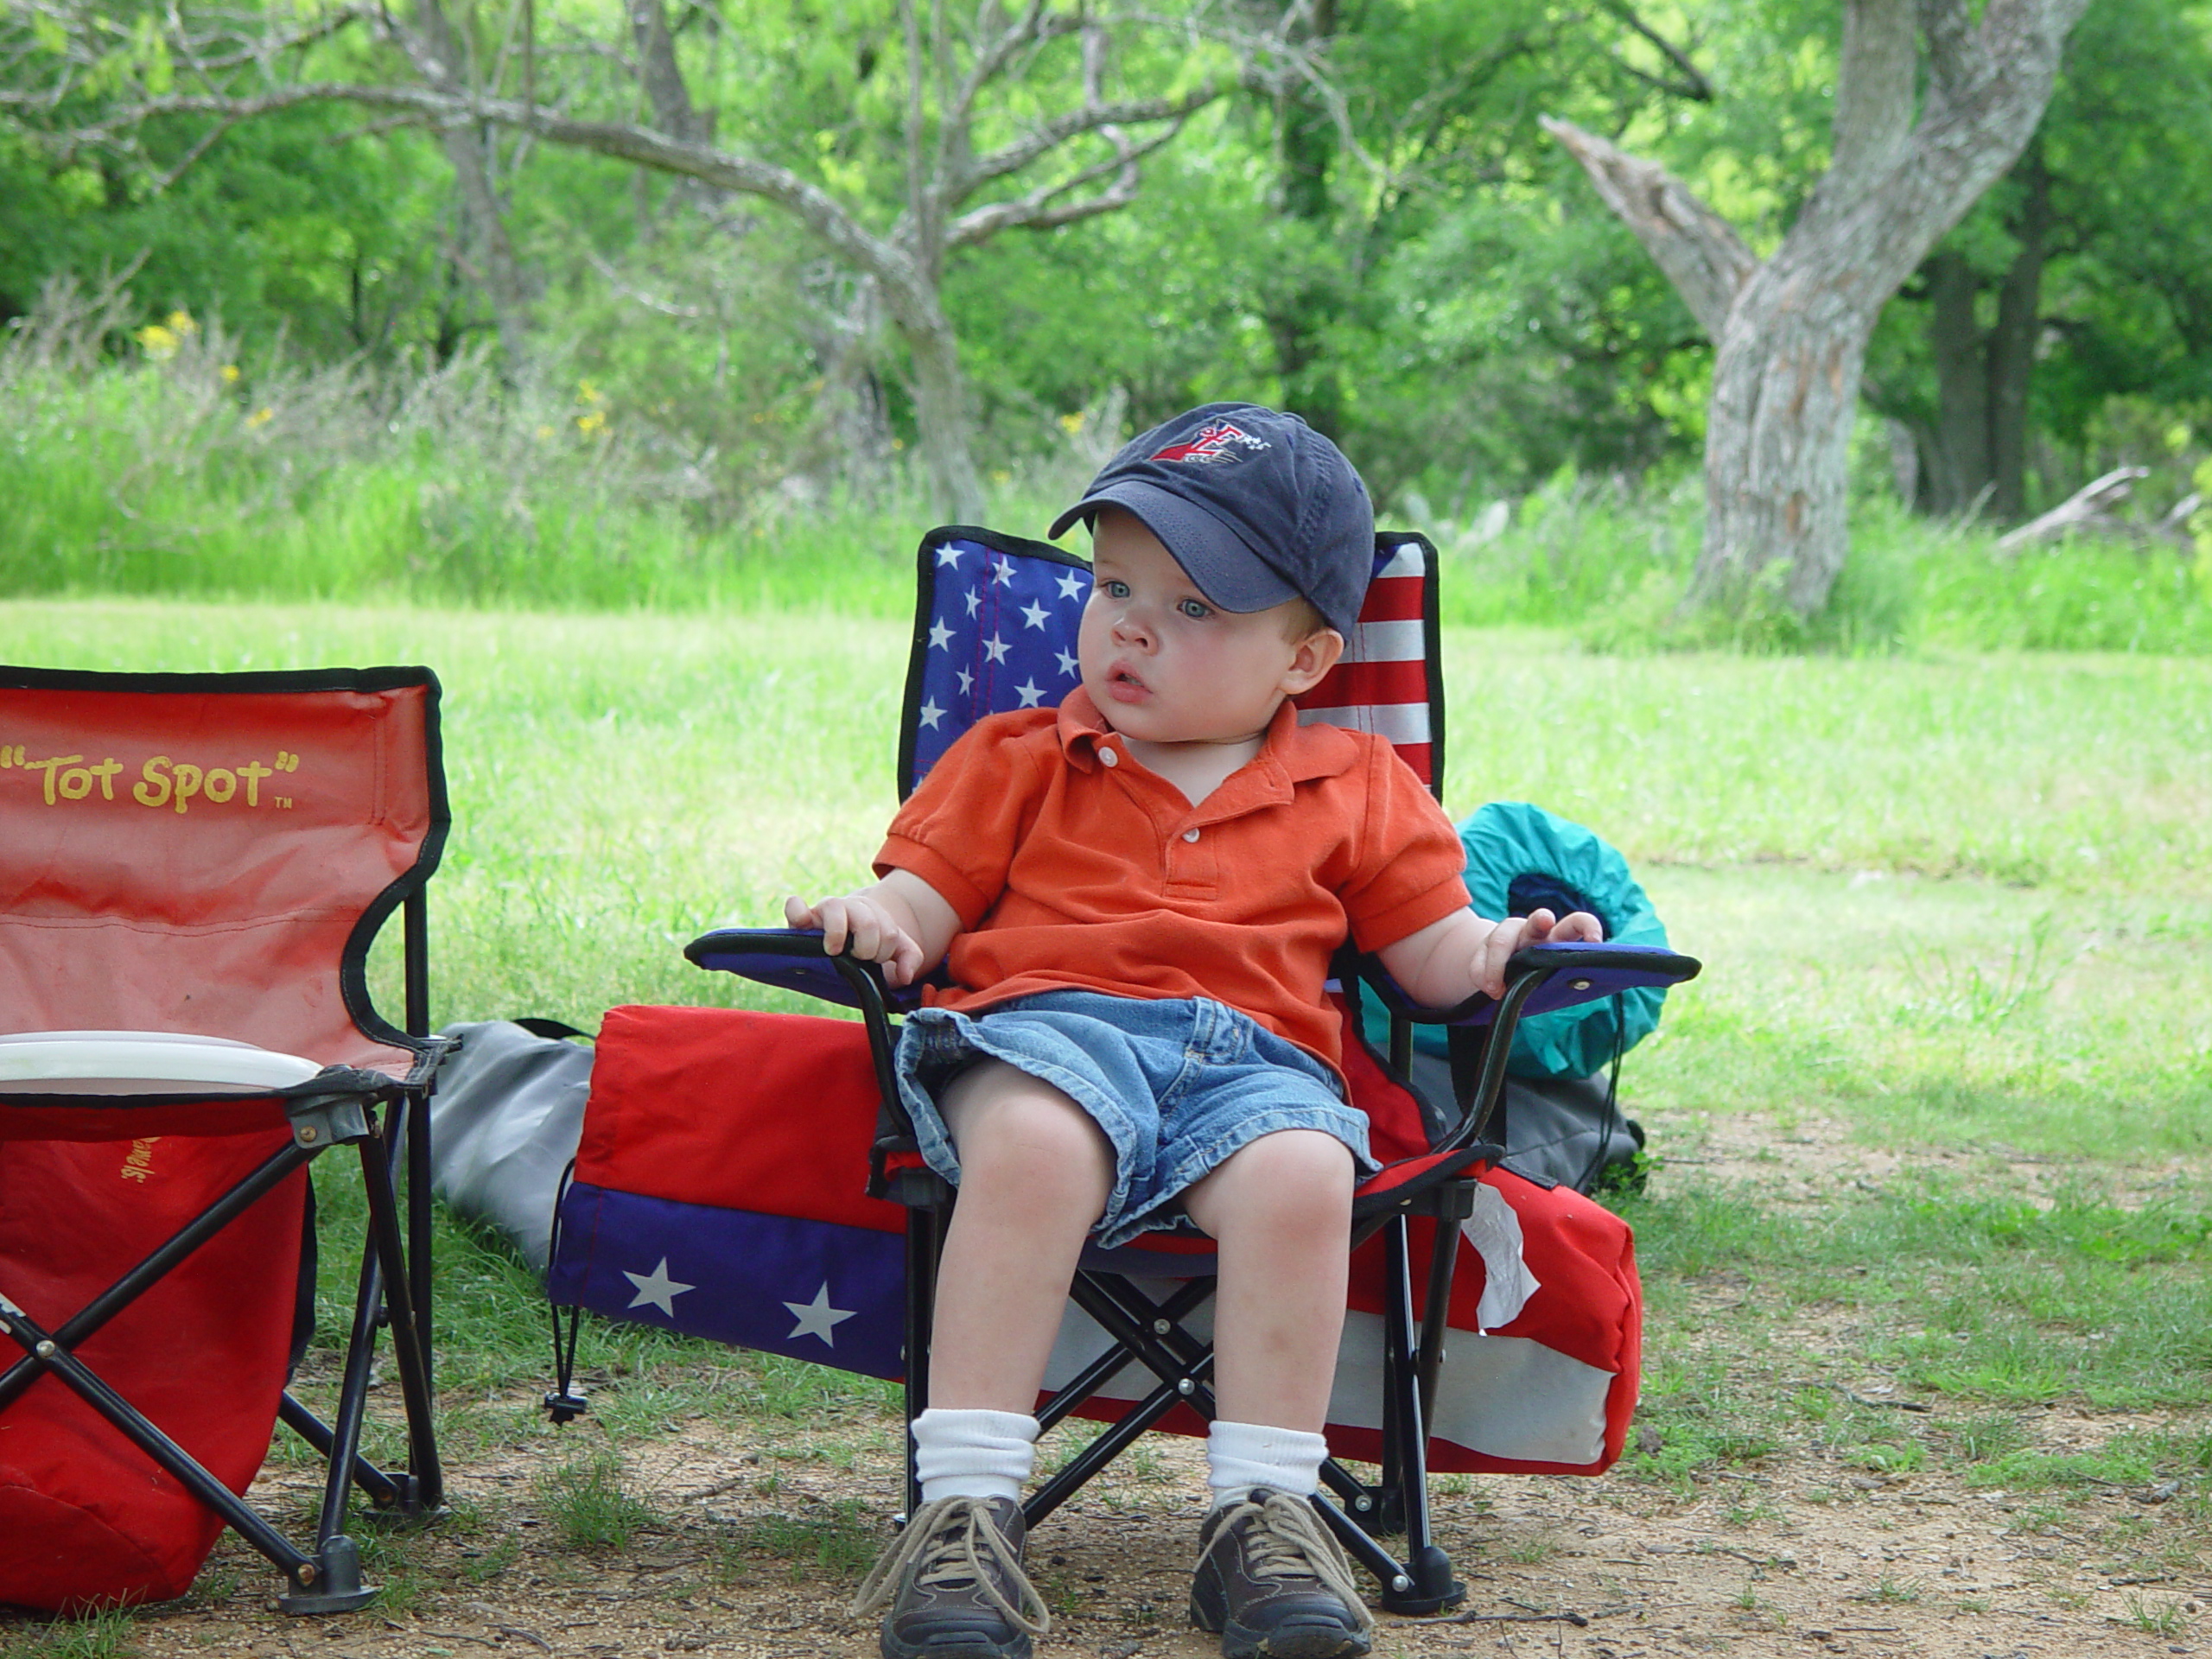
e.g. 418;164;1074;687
680;527;1698;1614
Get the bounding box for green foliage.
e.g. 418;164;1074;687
534;1451;659;1550
0;288;926;610
730;1499;879;1581
0;1608;137;1659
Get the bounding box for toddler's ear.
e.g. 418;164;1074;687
1284;627;1344;692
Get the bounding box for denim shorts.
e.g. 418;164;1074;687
892;990;1375;1249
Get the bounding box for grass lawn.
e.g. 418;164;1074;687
3;597;2209;1652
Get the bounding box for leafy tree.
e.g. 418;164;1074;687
3;0;1298;518
1546;0;2092;619
1872;0;2212;519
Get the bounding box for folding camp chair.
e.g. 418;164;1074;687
678;526;1700;1615
0;666;449;1613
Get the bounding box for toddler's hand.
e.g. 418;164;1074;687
1470;907;1605;999
784;893;926;987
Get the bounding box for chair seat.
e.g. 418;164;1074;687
0;1031;322;1096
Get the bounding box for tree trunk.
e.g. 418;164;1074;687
896;300;987;524
404;0;533;378
440;123;534;378
1265;0;1345;438
1986;143;2052;519
1700;262;1878;616
1926;249;1991;515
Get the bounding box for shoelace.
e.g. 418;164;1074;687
1208;1490;1375;1634
850;1496;1052;1637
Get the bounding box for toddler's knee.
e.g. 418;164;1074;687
1246;1128;1356;1194
1190;1129;1354;1237
945;1065;1113;1183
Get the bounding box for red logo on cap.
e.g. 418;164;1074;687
1149;421;1267;465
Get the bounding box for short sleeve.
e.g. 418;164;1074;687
874;711;1053;930
1338;741;1471;953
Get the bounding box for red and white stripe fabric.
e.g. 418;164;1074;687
1294;540;1434;788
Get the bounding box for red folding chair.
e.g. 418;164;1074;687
0;666;449;1613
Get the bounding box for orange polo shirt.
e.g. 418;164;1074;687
874;689;1471;1071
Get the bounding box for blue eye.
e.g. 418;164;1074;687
1178;598;1212;620
1103;580;1130;599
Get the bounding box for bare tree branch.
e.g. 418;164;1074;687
946;0;1065;139
952;79;1222;198
1597;0;1713;101
1828;0;1916;196
1538;113;1755;339
947;116;1186;245
149;114;240;191
68;82;915;295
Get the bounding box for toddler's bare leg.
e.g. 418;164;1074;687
1181;1129;1355;1431
926;1059;1116;1413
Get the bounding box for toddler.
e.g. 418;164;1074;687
789;404;1598;1659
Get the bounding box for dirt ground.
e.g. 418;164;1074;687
10;1112;2209;1659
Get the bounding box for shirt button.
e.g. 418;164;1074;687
1099;747;1119;767
1182;828;1200;842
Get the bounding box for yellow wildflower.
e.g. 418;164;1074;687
135;311;197;362
245;407;274;429
220;364;240;385
1058;411;1084;435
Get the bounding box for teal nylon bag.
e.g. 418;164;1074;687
1363;802;1671;1079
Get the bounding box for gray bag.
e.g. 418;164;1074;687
429;1020;592;1274
1406;1051;1645;1195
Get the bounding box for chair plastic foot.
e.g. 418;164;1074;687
359;1484;449;1529
544;1389;590;1425
276;1535;377;1615
1377;1545;1464;1617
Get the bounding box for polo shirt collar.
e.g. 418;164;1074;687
1055;687;1362;789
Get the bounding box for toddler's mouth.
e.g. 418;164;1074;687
1105;664;1149;703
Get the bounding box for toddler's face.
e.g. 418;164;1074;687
1077;509;1325;748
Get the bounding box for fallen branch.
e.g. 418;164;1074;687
1995;466;2149;552
1405;1608;1591;1628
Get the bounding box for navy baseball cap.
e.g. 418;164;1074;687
1049;403;1375;638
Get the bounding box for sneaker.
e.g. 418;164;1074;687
851;1494;1050;1659
1190;1488;1375;1659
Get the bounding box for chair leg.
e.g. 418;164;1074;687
403;1089;442;1501
1369;1215;1463;1615
0;1141;314;1413
0;1291;373;1611
900;1201;944;1522
353;1121;445;1520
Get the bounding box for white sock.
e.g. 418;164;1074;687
913;1408;1040;1504
1207;1420;1329;1508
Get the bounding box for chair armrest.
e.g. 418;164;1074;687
683;927;916;1183
683;927;918;1013
1356;939;1701;1027
1354;940;1701;1158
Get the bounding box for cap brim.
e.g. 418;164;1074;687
1049;481;1297;616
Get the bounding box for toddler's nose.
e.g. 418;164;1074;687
1111;610;1154;648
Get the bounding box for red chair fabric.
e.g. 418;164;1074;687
0;674;437;1078
0;1132;304;1607
550;1003;1642;1476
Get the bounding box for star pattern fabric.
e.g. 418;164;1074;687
911;538;1093;782
622;1256;695;1318
907;535;1436;792
783;1281;859;1345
